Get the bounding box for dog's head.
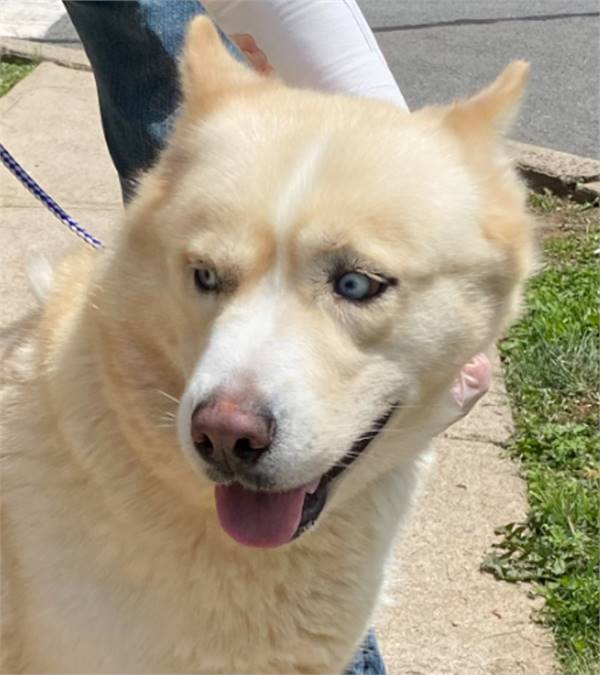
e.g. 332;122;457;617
106;17;533;547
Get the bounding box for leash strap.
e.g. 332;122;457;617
0;143;103;250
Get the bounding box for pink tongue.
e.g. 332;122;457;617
215;483;308;548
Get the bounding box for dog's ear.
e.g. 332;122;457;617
180;16;268;118
431;62;533;281
443;61;529;139
124;17;273;214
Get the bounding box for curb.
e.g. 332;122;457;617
1;37;598;204
508;141;600;204
0;37;90;71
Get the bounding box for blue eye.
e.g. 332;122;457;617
194;265;219;292
334;271;386;302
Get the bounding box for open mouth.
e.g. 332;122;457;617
214;405;398;548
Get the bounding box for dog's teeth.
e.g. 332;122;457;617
306;479;320;494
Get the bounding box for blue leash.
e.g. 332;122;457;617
0;143;103;250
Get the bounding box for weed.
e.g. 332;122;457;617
482;198;599;674
0;56;38;97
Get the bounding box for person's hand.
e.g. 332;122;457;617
451;353;491;413
430;353;492;437
232;33;274;76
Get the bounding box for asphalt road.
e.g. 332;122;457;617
359;0;599;157
1;0;598;157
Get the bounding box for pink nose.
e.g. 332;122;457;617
191;398;273;469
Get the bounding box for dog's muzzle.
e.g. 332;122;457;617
188;395;399;548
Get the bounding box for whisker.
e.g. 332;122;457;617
158;416;176;424
156;389;180;405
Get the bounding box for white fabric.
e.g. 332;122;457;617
203;0;408;109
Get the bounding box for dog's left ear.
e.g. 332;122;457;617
436;62;533;282
180;16;270;119
443;61;529;139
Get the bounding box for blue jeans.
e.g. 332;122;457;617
64;0;242;200
64;2;386;673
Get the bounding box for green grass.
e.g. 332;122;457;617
0;56;38;97
482;196;600;674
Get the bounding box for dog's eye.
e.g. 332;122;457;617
194;265;219;292
334;271;386;302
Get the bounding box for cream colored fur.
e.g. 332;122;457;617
1;18;533;674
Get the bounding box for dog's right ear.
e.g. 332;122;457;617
124;17;271;216
180;16;267;118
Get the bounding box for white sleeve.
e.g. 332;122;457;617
202;0;408;109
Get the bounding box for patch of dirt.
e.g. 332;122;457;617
530;193;599;240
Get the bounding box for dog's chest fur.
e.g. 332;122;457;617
3;391;412;673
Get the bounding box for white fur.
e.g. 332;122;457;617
1;32;532;672
179;281;322;489
26;254;53;303
273;136;329;240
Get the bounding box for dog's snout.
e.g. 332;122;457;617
191;398;273;469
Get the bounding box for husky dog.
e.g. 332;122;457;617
1;17;533;674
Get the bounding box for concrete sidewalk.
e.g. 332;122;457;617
0;63;555;674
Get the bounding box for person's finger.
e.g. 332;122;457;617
232;33;274;75
231;33;257;53
451;353;491;412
